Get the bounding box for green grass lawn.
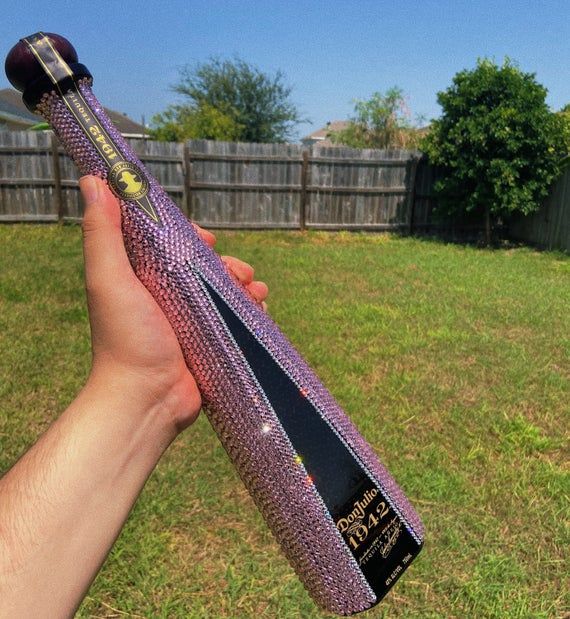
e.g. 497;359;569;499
0;226;568;618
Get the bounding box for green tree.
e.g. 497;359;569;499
422;58;566;243
329;87;423;149
151;58;303;143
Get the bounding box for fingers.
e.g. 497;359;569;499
246;280;269;304
80;176;134;292
221;255;254;284
191;235;269;308
192;223;216;247
221;255;268;308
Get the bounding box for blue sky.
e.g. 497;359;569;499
2;1;569;140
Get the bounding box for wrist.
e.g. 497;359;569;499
80;369;179;451
84;360;200;441
0;359;187;617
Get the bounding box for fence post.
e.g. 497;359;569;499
51;133;64;223
183;143;192;220
407;156;420;235
299;150;309;230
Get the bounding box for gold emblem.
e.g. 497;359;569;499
108;161;149;201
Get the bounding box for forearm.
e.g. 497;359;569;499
0;372;177;618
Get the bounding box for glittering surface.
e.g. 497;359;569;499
36;81;424;615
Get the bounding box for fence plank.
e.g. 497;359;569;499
183;143;192;219
407;156;420;234
299;150;309;230
51;133;64;222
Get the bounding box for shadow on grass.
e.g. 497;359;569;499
393;221;539;251
400;227;568;255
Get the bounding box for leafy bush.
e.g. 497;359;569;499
422;59;566;240
329;87;424;149
150;103;243;142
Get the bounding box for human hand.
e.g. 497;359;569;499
79;175;268;436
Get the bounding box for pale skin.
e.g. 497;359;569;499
0;176;269;618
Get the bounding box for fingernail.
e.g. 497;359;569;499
79;176;100;206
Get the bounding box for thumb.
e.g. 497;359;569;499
79;175;134;291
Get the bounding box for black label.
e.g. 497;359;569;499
333;480;421;597
23;32;160;224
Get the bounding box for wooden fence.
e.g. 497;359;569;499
509;166;570;252
0;131;567;250
0;131;433;230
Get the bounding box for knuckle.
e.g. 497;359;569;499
81;213;103;238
